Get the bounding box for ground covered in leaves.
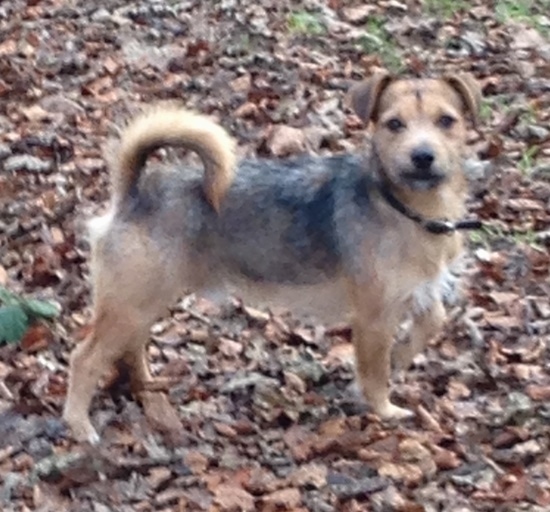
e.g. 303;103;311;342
1;0;550;510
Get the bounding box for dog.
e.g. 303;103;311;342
63;72;481;444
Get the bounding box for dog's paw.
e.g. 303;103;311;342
86;429;101;445
374;401;414;421
63;415;101;445
73;425;101;445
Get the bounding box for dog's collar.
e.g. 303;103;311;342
377;182;482;235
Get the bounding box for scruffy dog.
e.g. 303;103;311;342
63;73;481;443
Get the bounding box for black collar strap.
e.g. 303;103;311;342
378;183;483;235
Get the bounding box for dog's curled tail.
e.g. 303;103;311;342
113;105;236;212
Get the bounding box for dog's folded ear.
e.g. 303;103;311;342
443;73;482;127
349;72;394;124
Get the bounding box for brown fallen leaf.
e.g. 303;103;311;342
288;463;327;490
0;265;7;285
230;74;252;93
148;467;173;491
341;5;377;24
213;483;255;512
416;404;443;433
260;488;301;511
511;23;547;50
283;426;315;462
378;462;423;487
266;125;306;157
324;342;354;366
213;421;238;439
317;417;348;438
525;384;550;401
483;313;521;331
506;198;543;211
184;450;209;475
21;104;50;122
502;474;529;502
219;337;244;358
478;134;504;159
20;323;52;353
431;445;462;470
102;56;120;75
535;487;550;507
234;102;260;119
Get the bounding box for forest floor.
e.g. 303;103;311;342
1;0;550;511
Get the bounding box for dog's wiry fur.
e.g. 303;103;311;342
64;73;481;444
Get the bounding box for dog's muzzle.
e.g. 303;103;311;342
400;146;446;190
400;169;446;190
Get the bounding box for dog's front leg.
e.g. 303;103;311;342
352;307;414;420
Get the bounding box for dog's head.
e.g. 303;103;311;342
350;73;481;192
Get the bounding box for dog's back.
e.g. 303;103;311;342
109;152;376;317
138;154;371;281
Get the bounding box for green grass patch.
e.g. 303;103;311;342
480;94;523;122
287;10;326;36
496;0;531;21
424;0;468;18
469;224;543;250
495;0;550;36
511;228;543;250
518;145;539;175
359;16;403;73
519;103;538;124
479;98;494;122
468;224;505;248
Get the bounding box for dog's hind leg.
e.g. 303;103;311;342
63;224;181;443
122;341;179;393
63;304;152;444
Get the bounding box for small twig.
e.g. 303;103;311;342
184;308;212;326
480;454;506;476
0;380;13;400
416;404;443;433
463;317;484;348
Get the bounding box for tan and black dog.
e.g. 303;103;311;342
63;73;481;444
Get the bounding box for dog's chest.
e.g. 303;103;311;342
401;231;463;311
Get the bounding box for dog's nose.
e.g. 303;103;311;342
411;147;435;170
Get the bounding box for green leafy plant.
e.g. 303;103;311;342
0;286;60;344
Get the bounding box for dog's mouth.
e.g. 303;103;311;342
399;170;447;191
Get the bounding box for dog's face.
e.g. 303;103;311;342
351;74;481;191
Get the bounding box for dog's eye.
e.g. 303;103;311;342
385;118;405;132
438;114;456;129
